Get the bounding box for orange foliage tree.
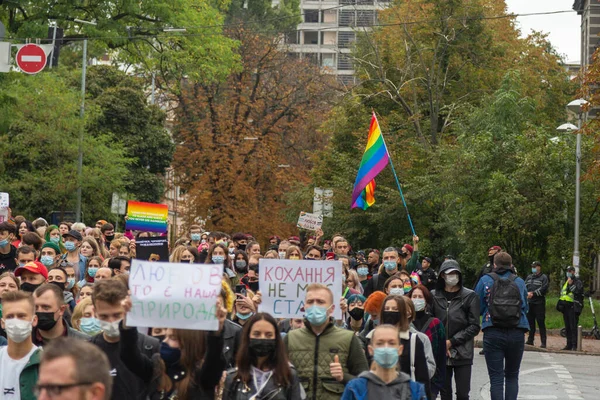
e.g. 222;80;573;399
172;28;338;238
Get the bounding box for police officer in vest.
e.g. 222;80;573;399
558;266;584;351
525;261;549;348
283;283;368;400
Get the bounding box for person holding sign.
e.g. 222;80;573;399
283;284;368;400
223;313;304;400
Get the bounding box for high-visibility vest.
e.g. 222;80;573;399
560;281;574;302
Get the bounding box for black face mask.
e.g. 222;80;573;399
21;282;42;293
105;234;115;242
249;338;276;357
36;311;59;331
248;281;259;293
238;244;247;251
50;281;66;291
381;311;401;326
348;308;364;321
153;334;166;343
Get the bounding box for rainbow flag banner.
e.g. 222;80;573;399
125;201;169;233
351;112;390;210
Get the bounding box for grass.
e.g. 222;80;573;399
543;296;600;330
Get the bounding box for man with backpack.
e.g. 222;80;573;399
475;252;529;400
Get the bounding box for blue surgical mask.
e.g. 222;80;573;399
305;305;330;326
236;311;254;320
19;262;26;268
357;267;369;276
383;261;397;271
66;278;76;290
40;255;55;267
212;255;225;264
191;233;201;241
88;267;98;278
64;241;77;252
412;298;426;312
532;268;537;274
0;239;8;247
79;317;101;335
389;288;404;296
50;237;61;244
373;347;399;368
566;272;573;278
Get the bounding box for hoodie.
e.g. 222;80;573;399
341;371;427;400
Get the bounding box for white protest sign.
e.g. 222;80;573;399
258;259;343;319
128;260;222;330
0;192;8;209
296;211;323;231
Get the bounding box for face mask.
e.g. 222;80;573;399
236;311;254;320
160;341;182;368
3;318;33;343
201;239;206;244
412;298;426;312
20;282;42;293
249;338;276;357
88;267;98;278
567;272;573;278
66;278;76;290
357;267;369;276
289;255;300;260
50;281;66;291
389;288;404;296
305;305;330;326
228;247;235;255
235;260;247;271
348;308;364;321
212;255;225;264
154;334;166;342
383;261;397;271
238;244;247;252
381;311;401;326
99;319;121;338
64;241;77;252
40;255;55;267
532;268;537;274
50;237;61;244
373;347;399;368
79;317;101;335
105;235;115;242
0;239;8;247
444;274;459;287
19;262;26;268
248;281;259;293
190;233;201;241
278;251;286;259
36;311;59;331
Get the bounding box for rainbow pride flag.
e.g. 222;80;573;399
351;112;390;210
125;201;169;233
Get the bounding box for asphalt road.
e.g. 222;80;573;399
469;350;599;400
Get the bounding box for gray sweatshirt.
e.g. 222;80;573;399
360;370;413;400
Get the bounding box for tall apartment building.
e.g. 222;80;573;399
284;0;390;85
574;0;600;69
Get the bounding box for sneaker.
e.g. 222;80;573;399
479;349;485;355
540;344;546;349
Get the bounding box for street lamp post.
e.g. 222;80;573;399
557;99;589;277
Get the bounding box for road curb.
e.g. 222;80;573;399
474;339;600;356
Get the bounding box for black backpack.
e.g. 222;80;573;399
487;272;522;328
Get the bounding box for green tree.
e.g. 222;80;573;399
0;72;130;222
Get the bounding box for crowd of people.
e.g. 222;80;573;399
0;215;584;400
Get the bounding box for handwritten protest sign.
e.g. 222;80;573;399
296;211;323;231
258;259;343;319
125;201;168;233
127;260;222;330
0;193;8;223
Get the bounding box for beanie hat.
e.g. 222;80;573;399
403;244;414;254
41;242;61;255
364;291;387;315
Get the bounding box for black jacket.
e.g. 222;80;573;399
363;269;393;297
223;366;303;400
223;319;242;369
431;262;480;366
525;272;549;305
415;267;437;292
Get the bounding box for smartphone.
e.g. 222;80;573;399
235;284;247;297
326;251;336;260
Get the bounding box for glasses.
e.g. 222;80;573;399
34;382;94;397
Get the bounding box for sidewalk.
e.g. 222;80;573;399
475;332;600;355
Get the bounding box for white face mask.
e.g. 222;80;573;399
99;319;122;338
412;298;426;312
443;274;459;287
278;251;286;259
3;318;33;343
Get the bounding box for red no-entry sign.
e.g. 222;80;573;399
16;44;47;74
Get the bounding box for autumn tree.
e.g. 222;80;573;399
172;28;337;238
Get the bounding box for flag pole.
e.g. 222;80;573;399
373;112;416;236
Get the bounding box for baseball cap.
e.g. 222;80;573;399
15;261;49;280
423;257;432;263
488;245;502;251
62;229;83;241
531;261;541;267
567;266;575;272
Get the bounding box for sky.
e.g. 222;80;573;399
505;0;581;63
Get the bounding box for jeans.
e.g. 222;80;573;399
483;327;525;400
527;301;547;345
562;303;577;349
440;364;472;400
